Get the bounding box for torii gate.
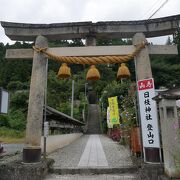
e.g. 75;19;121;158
1;15;180;166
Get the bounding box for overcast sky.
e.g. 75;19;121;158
0;0;180;44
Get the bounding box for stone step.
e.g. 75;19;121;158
45;173;137;180
86;104;102;134
51;166;137;175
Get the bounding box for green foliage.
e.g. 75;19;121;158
100;81;136;134
0;43;6;61
57;102;71;116
8;109;26;130
0;114;9;127
73;107;81;120
0;37;180;136
0;42;33;88
173;30;180;56
47;70;72;108
100;80;131;109
0;126;25;138
120;95;136;127
11;91;29;109
97;39;132;46
151;56;180;88
7;81;29;91
0;109;26;137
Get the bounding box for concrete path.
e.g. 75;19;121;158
78;135;108;167
48;135;134;168
47;135;136;179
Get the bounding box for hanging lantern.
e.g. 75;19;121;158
86;65;100;81
117;63;130;79
57;63;71;79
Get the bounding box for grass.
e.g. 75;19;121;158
0;127;25;143
0;136;25;144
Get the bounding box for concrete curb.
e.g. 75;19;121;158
41;133;83;154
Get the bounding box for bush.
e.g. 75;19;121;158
0;126;25;138
11;91;29;109
0;114;9;127
7;81;29;91
57;102;71;116
8;109;26;130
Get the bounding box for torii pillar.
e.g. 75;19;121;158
133;33;160;163
23;36;48;163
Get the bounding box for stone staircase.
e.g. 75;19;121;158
86;104;102;134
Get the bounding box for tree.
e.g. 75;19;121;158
173;30;180;55
100;80;131;109
166;36;172;45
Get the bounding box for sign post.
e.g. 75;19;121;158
43;121;49;159
137;78;161;162
0;88;9;114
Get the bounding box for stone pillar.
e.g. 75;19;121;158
23;36;48;163
158;97;180;178
133;33;152;80
133;33;160;163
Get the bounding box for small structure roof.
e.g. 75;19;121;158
46;106;85;126
153;87;180;101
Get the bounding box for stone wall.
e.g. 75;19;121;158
0;154;54;180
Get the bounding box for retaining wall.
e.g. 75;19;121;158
41;133;83;154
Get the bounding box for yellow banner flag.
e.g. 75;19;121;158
108;96;120;125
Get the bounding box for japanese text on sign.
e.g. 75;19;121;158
138;78;160;148
108;96;120;125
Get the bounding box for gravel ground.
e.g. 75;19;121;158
0;152;21;163
48;134;133;169
48;135;89;168
100;135;133;167
3;144;24;154
0;144;24;164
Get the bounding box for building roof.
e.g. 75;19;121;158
153;87;180;101
46;106;85;126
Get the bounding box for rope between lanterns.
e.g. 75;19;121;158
33;41;148;80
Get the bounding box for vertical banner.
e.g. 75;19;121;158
137;78;160;148
108;96;120;125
